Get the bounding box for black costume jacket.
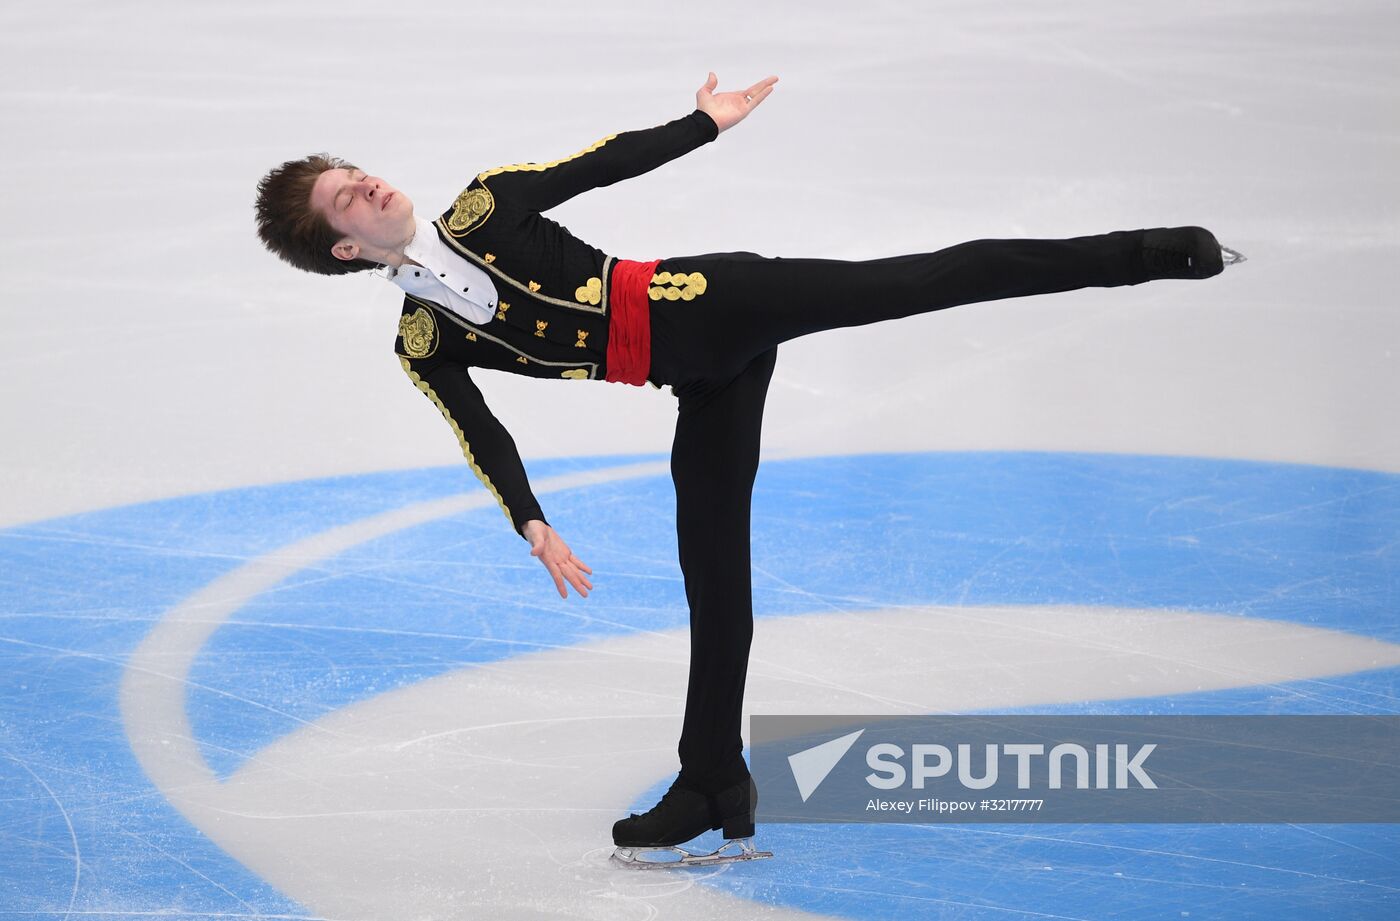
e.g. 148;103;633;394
394;109;720;535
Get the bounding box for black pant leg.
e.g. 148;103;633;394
648;230;1147;380
669;348;777;792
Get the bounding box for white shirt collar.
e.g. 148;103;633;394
383;214;498;326
401;215;441;270
381;216;441;281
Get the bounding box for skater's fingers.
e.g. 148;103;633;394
561;569;588;597
559;559;592;597
745;75;778;96
570;555;593;575
540;558;568;598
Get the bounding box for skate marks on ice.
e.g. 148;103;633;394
122;513;1400;921
611;837;773;871
128;606;1400;919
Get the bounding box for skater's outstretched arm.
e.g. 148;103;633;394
400;357;594;597
398;355;546;534
477;72;778;213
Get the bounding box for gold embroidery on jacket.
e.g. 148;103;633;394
574;277;602;305
476;134;620;181
398;357;514;528
528;280;541;293
648;270;707;302
435;222;613;315
575;330;588;348
403;293;600;379
397;306;438;358
465;331;477;342
496;301;511;321
535;320;548;337
561;369;588;380
446;186;494;235
484;253;497;264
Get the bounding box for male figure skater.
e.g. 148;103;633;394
254;72;1241;866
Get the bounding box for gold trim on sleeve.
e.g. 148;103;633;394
398;356;515;529
476;134;620;181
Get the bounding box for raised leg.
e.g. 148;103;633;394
649;230;1149;379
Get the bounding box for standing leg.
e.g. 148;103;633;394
670;348;777;793
610;349;776;851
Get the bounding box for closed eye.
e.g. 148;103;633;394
338;172;364;210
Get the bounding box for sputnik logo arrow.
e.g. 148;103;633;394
788;729;865;802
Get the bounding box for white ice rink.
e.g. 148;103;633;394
3;1;1398;919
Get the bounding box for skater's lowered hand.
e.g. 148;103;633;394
523;519;593;599
696;72;778;134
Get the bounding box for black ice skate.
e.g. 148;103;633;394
611;776;773;869
1141;226;1246;280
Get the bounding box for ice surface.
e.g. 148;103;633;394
2;1;1399;919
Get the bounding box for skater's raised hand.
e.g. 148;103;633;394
523;519;593;599
696;72;778;134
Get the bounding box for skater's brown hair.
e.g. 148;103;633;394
255;154;379;276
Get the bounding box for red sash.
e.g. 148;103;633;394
604;258;662;386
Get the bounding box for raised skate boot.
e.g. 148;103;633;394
1141;226;1244;280
611;776;772;869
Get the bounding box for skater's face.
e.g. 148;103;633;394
310;166;416;266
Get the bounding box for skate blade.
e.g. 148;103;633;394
1221;244;1247;266
611;837;773;870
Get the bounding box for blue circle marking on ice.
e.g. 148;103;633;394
3;452;1398;918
